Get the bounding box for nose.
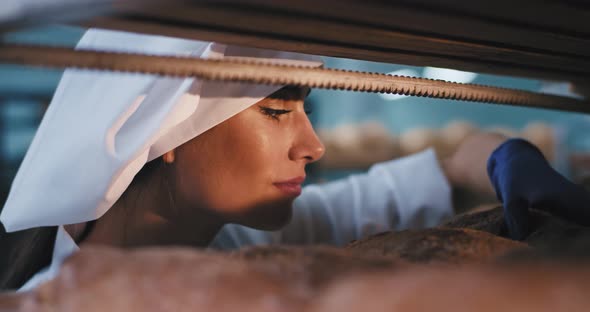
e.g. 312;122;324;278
289;114;325;163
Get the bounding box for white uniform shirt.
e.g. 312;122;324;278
19;149;452;291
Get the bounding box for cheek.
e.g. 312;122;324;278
174;111;293;218
220;118;275;179
223;113;293;182
220;122;292;213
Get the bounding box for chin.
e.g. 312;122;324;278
235;198;295;231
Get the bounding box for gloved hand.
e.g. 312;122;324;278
487;138;590;240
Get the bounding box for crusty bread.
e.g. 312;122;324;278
346;227;527;264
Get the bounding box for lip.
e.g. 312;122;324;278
273;176;305;196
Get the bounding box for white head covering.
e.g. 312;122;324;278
0;28;322;232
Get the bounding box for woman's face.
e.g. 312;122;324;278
171;86;325;230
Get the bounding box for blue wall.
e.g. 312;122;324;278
308;57;584;133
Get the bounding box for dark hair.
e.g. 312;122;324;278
0;226;57;290
0;158;165;291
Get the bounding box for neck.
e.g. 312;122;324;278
80;176;224;248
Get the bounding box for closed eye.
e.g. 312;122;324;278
259;106;292;121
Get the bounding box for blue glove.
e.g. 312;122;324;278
487;138;590;240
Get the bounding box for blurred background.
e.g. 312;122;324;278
1;25;589;205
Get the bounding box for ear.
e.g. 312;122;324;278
162;149;176;164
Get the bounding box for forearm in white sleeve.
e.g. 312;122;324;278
209;148;453;249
